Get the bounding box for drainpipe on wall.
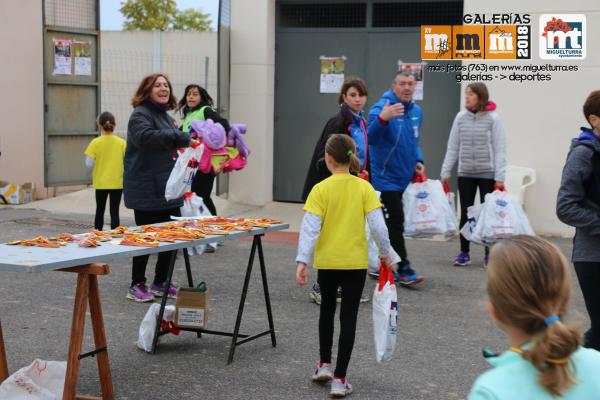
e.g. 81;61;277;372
153;29;161;72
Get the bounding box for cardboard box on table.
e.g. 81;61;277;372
175;288;209;329
0;181;34;204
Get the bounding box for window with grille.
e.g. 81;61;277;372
279;3;367;28
45;0;97;30
372;2;463;27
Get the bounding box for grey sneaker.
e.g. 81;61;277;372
330;377;353;397
309;283;322;305
311;361;333;382
359;291;370;303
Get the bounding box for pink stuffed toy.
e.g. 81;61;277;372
188;119;250;174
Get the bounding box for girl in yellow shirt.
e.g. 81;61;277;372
84;112;126;230
296;134;398;397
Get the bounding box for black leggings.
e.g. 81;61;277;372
458;177;495;253
191;171;217;216
131;208;180;286
574;262;600;351
94;189;122;230
318;269;366;378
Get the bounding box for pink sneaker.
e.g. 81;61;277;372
330;377;353;397
150;282;177;299
126;283;154;303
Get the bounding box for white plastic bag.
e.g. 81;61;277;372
372;261;398;362
469;191;535;245
0;359;66;400
403;179;457;238
460;203;485;245
137;303;176;352
165;144;204;201
180;192;218;255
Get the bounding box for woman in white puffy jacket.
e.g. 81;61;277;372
440;82;507;267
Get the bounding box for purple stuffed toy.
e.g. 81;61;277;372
189;119;226;150
227;123;250;158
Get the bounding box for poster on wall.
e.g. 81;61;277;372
320;56;346;94
52;39;72;75
398;62;424;101
73;41;93;76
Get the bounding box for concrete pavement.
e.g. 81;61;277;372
0;195;589;399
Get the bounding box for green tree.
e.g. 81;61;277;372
120;0;212;31
173;8;212;31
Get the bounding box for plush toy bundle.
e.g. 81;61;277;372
189;119;250;174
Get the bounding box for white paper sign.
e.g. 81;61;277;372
53;39;72;75
73;41;93;76
320;56;346;94
177;308;205;328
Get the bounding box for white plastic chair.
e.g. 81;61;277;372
505;165;537;206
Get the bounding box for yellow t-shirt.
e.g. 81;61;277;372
84;134;126;189
304;173;382;270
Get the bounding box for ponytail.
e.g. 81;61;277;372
349;153;360;175
102;120;115;132
324;134;361;175
524;320;581;396
486;236;583;397
97;111;116;133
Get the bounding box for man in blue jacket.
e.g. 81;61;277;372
367;71;425;286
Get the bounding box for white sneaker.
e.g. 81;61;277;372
311;361;333;382
330;377;353;397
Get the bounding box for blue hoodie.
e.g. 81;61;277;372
367;90;424;192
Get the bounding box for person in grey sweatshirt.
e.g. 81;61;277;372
440;82;506;267
556;90;600;351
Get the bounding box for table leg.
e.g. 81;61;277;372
256;236;276;347
0;320;8;382
151;250;178;354
88;275;114;400
63;273;90;400
183;248;194;288
56;264;112;400
227;235;258;364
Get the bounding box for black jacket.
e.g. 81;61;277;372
556;128;600;262
124;102;191;211
301;104;357;201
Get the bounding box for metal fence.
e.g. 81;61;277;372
101;31;216;137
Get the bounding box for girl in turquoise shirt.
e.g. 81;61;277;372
470;235;600;399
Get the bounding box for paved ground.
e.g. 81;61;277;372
0;206;587;399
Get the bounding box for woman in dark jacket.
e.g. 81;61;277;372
302;77;369;201
123;73;197;303
302;77;370;305
177;84;229;216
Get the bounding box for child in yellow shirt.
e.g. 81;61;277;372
296;134;397;397
84;112;126;230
